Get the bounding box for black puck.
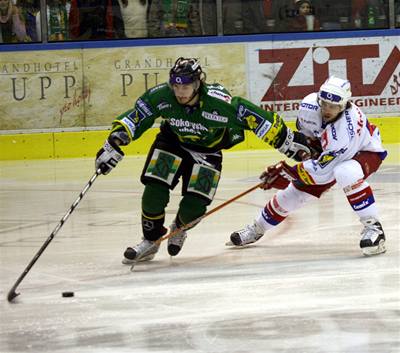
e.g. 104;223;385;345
62;291;74;297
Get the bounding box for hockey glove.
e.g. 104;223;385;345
259;160;298;190
95;138;124;175
278;128;313;162
306;137;323;159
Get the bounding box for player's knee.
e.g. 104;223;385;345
276;184;316;212
178;194;208;225
333;160;364;189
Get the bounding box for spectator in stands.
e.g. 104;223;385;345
287;0;320;31
148;0;201;37
269;0;296;32
118;0;148;38
17;0;40;41
0;0;30;42
36;0;70;41
69;0;125;39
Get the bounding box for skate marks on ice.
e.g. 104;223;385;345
1;250;399;353
0;151;399;353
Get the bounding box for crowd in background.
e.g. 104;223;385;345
1;0;399;43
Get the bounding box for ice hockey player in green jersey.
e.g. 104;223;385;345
95;57;313;264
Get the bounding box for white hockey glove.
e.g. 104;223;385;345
95;139;124;175
277;128;312;162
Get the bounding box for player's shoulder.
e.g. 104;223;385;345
145;83;172;100
345;102;366;122
297;92;321;128
299;93;319;112
136;83;174;115
203;83;232;103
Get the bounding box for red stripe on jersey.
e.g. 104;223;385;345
366;120;376;136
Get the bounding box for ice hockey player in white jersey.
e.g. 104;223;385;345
228;76;387;256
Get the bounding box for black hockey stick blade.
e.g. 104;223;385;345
7;289;20;303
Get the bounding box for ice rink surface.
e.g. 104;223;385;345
1;147;399;353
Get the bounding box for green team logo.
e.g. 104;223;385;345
145;149;182;185
188;164;220;200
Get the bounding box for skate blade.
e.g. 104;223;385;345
121;253;156;265
122;258;135;265
225;240;245;247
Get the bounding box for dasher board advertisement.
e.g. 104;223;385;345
247;35;400;119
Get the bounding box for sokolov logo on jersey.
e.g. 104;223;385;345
169;118;208;132
201;111;228;123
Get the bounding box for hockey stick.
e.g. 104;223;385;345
7;169;101;303
130;181;264;270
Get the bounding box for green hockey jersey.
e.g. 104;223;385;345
111;82;287;152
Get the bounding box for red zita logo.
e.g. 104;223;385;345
259;44;400;101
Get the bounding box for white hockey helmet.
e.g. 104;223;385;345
318;76;352;111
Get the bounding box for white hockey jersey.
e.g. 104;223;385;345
295;93;386;185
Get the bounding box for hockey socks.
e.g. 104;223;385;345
344;181;378;219
257;196;288;231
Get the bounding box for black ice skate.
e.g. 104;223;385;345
359;217;386;256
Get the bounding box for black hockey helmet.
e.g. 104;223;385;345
169;57;204;85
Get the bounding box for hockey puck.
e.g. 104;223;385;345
62;291;74;298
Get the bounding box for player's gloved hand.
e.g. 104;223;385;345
306;137;323;159
259;160;298;190
278;129;312;162
95;138;124;175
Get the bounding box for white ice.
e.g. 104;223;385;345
1;148;399;353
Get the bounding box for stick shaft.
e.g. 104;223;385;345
7;169;101;302
157;181;263;244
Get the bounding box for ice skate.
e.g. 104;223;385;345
167;222;187;256
227;221;264;246
122;238;160;264
359;217;386;256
